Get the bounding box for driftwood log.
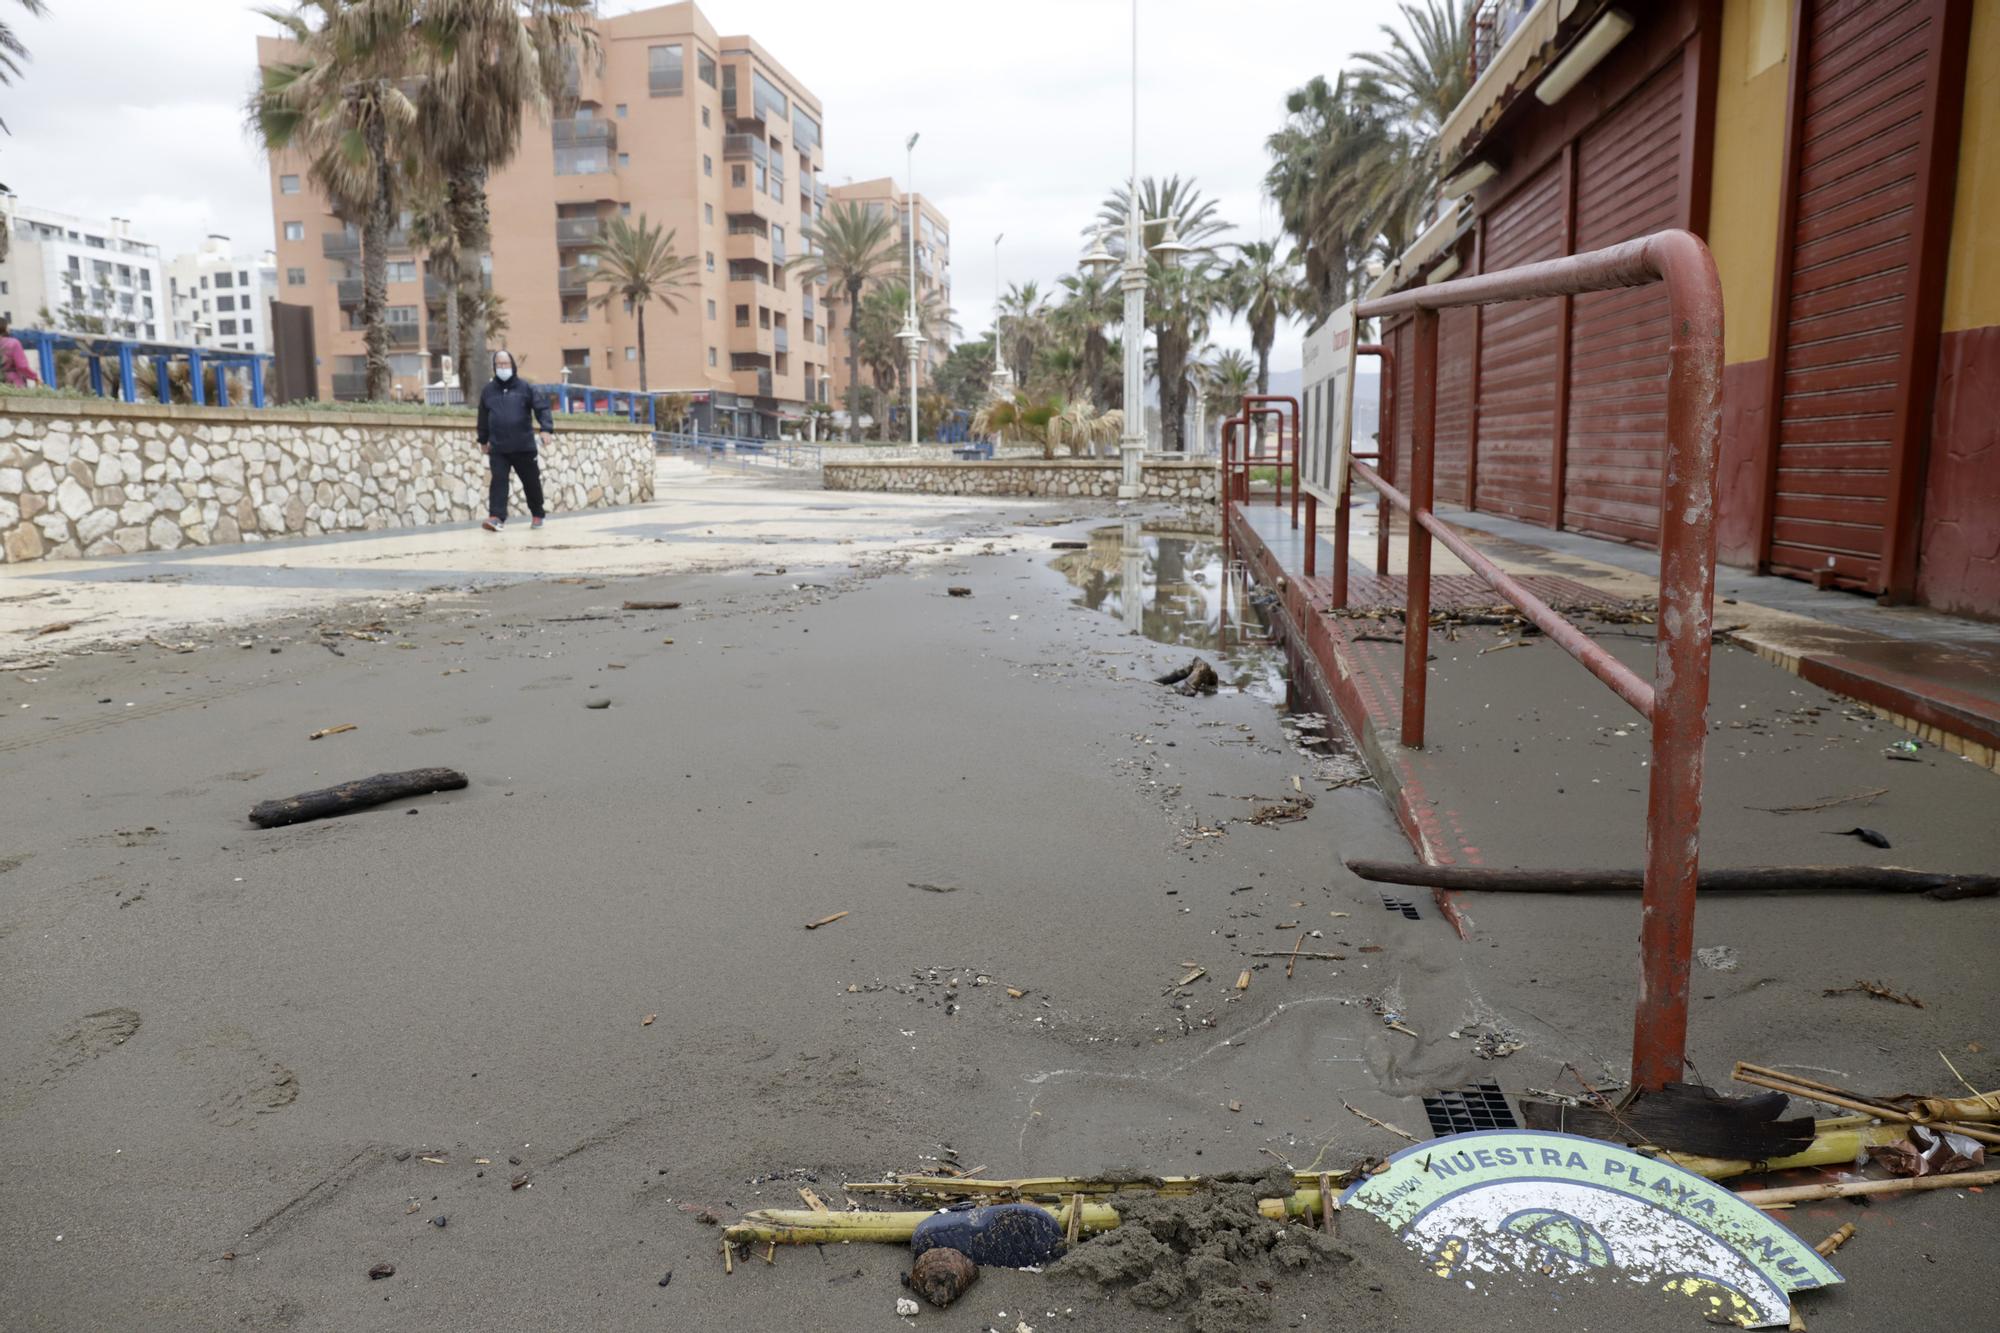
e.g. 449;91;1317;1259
250;768;469;828
1344;859;1999;901
1155;657;1220;696
1519;1082;1814;1160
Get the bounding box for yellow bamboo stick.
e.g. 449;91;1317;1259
1664;1122;1910;1180
721;1201;1126;1246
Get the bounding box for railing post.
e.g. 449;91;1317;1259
1332;463;1350;608
34;334;56;387
1304;493;1317;578
251;357;267;408
1631;232;1724;1093
116;345;136;402
1400;309;1439;750
87;355;104;397
1290;408;1300;530
154;357;171;405
190;352;206;406
215;361;231;408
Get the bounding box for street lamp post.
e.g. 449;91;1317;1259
899;133;925;446
989;232;1012;402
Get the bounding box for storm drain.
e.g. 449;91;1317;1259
1421;1081;1518;1137
1380;893;1421;921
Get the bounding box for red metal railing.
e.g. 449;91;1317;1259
1273;230;1724;1093
1222;399;1301;526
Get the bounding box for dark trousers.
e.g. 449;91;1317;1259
487;450;544;521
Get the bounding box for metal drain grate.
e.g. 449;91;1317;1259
1380;893;1421;921
1421;1081;1518;1136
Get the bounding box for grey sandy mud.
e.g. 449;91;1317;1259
0;497;1992;1332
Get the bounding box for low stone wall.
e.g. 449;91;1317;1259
814;441;1048;463
0;397;655;563
821;457;1219;529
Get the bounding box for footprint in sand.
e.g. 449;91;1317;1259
181;1026;301;1127
42;1007;142;1088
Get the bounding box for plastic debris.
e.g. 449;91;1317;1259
1869;1125;1985;1178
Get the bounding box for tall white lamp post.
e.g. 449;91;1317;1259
1079;0;1191;500
989;232;1012;402
898;133;925;445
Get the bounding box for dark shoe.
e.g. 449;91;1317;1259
530;515;545;529
482;517;504;532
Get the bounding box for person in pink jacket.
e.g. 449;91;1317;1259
0;317;41;388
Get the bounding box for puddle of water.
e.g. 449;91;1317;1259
1054;522;1287;702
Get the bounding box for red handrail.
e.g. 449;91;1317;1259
1316;230;1723;1092
1241;395;1302;529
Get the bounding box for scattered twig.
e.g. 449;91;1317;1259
307;724;357;740
1823;980;1924;1009
623;600;682;611
1938;1049;2000;1113
805;911;849;930
1815;1223;1856;1257
1477;639;1529;656
1341;1101;1419;1144
1285;933;1306;979
1748;788;1888;814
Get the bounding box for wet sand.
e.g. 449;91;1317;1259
1;487;1995;1331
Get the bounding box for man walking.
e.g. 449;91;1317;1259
476;349;552;531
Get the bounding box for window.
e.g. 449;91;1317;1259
734;303;749;326
387;260;417;283
704;203;714;224
575;105;592;120
555;143;609;174
620;202;632;216
286;267;305;286
618;152;630;169
732;164;746;187
219;318;238;335
390;353;422;377
284;221;304;241
239;270;250;285
706;298;716;319
648;44;683;96
217;295;236;312
707;347;717;367
703;154;713;178
752;70;787;122
697;50;717;87
241;319;254;334
200;275;210;289
625;346;636;361
701;106;710;128
615;103;628;118
705;251;715;272
793;107;821;155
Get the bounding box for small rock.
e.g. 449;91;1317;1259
658;1269;673;1287
907;1245;979;1308
368;1262;395;1280
430;1215;447;1228
584;698;611;710
895;1297;920;1317
947;586;971;597
1696;945;1739;972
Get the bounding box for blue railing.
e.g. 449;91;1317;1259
10;328;274;408
654;430;821;471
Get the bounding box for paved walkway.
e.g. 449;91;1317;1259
0;457;1044;662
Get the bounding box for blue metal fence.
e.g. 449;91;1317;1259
11;328;273;408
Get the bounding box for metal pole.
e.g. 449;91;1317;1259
1399;310;1438;750
1117;0;1146;500
1304;493;1317;578
907;134;921;445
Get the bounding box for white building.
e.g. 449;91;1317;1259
0;193;166;341
164;235;279;354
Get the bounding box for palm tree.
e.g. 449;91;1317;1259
1265;73;1405;318
252;2;417;401
971;391;1063;460
0;0;46;137
1095;176;1231;453
406;0;598;400
407;183;463;386
1352;0;1479;146
995;281;1052;397
1046;400;1123;459
584;214;696;392
856;280;956;436
1221;240;1300;402
1202;349;1255;424
789;201;898;440
1055;268;1120;409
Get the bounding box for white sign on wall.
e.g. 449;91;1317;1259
1299;301;1357;507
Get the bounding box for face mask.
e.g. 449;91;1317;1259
496;366;514;381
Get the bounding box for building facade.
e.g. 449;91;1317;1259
164;236;278;354
821;177;952;415
260;1;832;434
0;194;165;340
1360;0;2000;620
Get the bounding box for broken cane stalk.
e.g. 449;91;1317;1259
1734;1168;2000;1206
1345;859;2000;901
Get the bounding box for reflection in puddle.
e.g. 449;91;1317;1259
1054;521;1287;703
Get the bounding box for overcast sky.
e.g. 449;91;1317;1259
0;0;1386;374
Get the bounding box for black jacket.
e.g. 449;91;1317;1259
477;376;553;454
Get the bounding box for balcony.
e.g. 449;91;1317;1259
730;323;774;356
331;372;368;400
727;264;768;288
387;324;420;348
556;216;605;247
732;367;774;398
558;265;595;295
722;133;768;164
336;277;362;306
773;326;789;353
321;229;408;259
813;180;828;205
802;292;814;320
725;228;770;264
423;273;452;302
553;118;617;151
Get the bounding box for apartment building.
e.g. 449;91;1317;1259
260;1;832;433
0;193;165;340
822;177;951;413
164;235;278;354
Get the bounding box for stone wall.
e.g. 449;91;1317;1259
821;457;1220;529
0;397;655;563
814;441;1048;463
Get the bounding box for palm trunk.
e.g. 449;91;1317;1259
361;104;393;403
1255;327;1273;452
844;279;862;442
635;301;648;393
443;267;461;399
446;164;491;402
1158;330;1187;454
